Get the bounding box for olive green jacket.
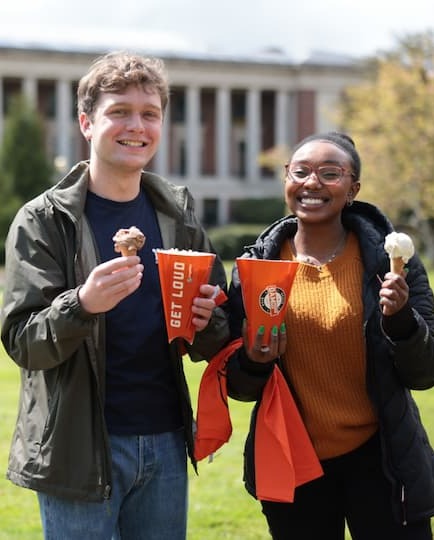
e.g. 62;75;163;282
1;161;229;501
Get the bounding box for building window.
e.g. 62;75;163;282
71;81;79;119
170;87;186;123
200;88;216;176
230;90;247;178
169;88;187;176
261;90;276;179
203;198;218;226
3;78;21;115
38;80;56;118
231;91;246;122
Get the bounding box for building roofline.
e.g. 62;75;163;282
0;41;364;71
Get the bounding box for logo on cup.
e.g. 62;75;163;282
259;286;286;316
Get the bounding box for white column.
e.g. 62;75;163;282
216;87;230;179
186;86;200;179
22;77;38;108
155;105;170;177
194;197;204;222
246;88;261;182
56;79;73;169
275;90;289;147
274;90;290;179
217;197;230;225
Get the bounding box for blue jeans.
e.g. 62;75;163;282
38;429;188;540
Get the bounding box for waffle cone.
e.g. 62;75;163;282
391;257;405;274
119;246;136;257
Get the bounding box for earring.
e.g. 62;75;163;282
347;198;353;207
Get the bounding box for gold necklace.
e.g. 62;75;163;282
291;233;347;270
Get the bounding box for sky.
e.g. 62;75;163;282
1;0;434;62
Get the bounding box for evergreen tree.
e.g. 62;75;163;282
0;170;22;263
1;94;53;202
0;94;54;262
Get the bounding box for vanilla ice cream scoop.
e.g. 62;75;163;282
384;232;415;274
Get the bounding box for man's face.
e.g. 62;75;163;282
79;85;163;174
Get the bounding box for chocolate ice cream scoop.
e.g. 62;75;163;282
113;226;146;256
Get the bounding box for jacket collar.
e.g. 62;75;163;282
46;161;185;226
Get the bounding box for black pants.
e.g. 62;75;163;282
261;433;432;540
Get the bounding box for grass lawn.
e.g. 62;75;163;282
1;268;434;538
2;343;434;539
0;346;269;539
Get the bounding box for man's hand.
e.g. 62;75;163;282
191;284;219;331
79;256;143;314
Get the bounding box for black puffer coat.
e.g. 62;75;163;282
227;200;434;525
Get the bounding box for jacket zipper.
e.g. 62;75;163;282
401;484;407;526
104;484;112;500
364;287;409;529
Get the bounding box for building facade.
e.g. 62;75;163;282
0;46;364;225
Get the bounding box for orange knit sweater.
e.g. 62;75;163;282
280;232;378;459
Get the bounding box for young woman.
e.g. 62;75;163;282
226;132;434;539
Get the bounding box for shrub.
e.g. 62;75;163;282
207;223;267;260
229;198;285;224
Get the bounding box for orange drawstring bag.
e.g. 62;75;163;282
255;367;323;502
194;339;323;501
194;338;243;461
154;249;216;344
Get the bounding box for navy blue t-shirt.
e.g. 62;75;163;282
85;188;183;435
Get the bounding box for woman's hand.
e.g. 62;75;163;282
379;271;409;316
243;320;287;363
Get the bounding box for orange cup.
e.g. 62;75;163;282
154;249;216;344
236;258;299;348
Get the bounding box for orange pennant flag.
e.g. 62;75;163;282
255;367;323;502
194;338;243;461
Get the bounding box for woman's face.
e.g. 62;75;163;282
284;140;360;225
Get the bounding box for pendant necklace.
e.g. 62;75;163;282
290;233;347;271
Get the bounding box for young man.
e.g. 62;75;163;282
1;51;229;540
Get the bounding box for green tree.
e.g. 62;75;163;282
336;31;434;263
1;94;53;201
0;193;22;263
0;94;54;262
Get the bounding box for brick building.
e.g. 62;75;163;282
0;45;364;224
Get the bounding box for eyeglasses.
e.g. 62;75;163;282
285;163;355;185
